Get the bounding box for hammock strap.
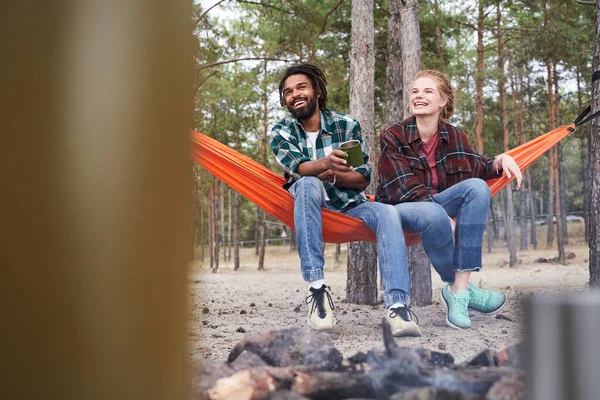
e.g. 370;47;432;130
574;105;600;127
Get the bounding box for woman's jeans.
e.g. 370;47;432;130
289;176;410;306
394;178;490;284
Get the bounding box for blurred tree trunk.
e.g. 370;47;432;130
335;244;341;264
220;181;226;262
257;61;269;270
526;72;538;249
433;0;445;71
554;63;568;251
543;2;555;249
227;187;232;262
577;70;590;243
209;183;219;273
589;0;600;288
289;229;297;252
233;191;240;271
475;0;485;154
497;4;517;266
347;0;378;305
509;51;528;250
198;172;204;265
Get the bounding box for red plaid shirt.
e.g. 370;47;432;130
376;116;500;204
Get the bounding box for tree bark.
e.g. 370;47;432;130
577;70;591;243
475;0;485;154
347;0;378;305
589;0;600;287
384;0;403;126
497;4;517;267
400;0;431;305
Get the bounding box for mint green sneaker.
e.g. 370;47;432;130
467;283;506;315
440;285;471;329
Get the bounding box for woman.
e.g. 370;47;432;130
376;70;522;330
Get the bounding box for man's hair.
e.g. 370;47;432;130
412;70;455;120
278;64;328;111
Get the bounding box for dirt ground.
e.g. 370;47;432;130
188;225;590;364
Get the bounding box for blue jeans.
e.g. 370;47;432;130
394;178;490;283
289;176;410;306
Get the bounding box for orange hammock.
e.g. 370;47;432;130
191;123;577;246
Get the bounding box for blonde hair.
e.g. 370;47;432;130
412;70;455;121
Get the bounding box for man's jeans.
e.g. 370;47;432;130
394;178;490;284
289;176;410;306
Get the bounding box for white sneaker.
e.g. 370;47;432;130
385;305;422;337
305;285;337;331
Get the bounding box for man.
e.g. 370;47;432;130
269;63;420;337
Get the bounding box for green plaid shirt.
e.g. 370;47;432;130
269;109;371;210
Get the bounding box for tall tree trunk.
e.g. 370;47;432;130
220;181;226;262
335;244;341;264
400;0;431;306
255;205;260;256
589;0;600;287
257;210;266;271
526;69;538;249
433;0;445;71
347;0;378;305
210;183;219;273
233;191;240;271
289;229;297;252
577;70;590;243
475;0;485;154
497;4;517;266
257;61;269;270
545;59;556;248
553;63;568;255
227;188;232;262
199;176;205;265
509;51;528;250
384;0;403;126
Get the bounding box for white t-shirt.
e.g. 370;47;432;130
305;130;319;160
304;130;329;201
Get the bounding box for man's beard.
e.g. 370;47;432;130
288;96;318;121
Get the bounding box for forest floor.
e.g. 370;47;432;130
188;224;590;364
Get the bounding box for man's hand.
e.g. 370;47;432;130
317;169;336;184
321;150;353;173
495;154;523;190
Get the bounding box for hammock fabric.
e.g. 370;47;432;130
191;124;576;246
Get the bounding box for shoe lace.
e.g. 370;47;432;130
389;306;419;324
305;286;335;319
455;296;470;317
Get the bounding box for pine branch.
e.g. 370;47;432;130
198;57;298;71
236;0;293;15
318;0;345;36
575;0;596;5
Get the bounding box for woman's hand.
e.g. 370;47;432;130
495;154;522;190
